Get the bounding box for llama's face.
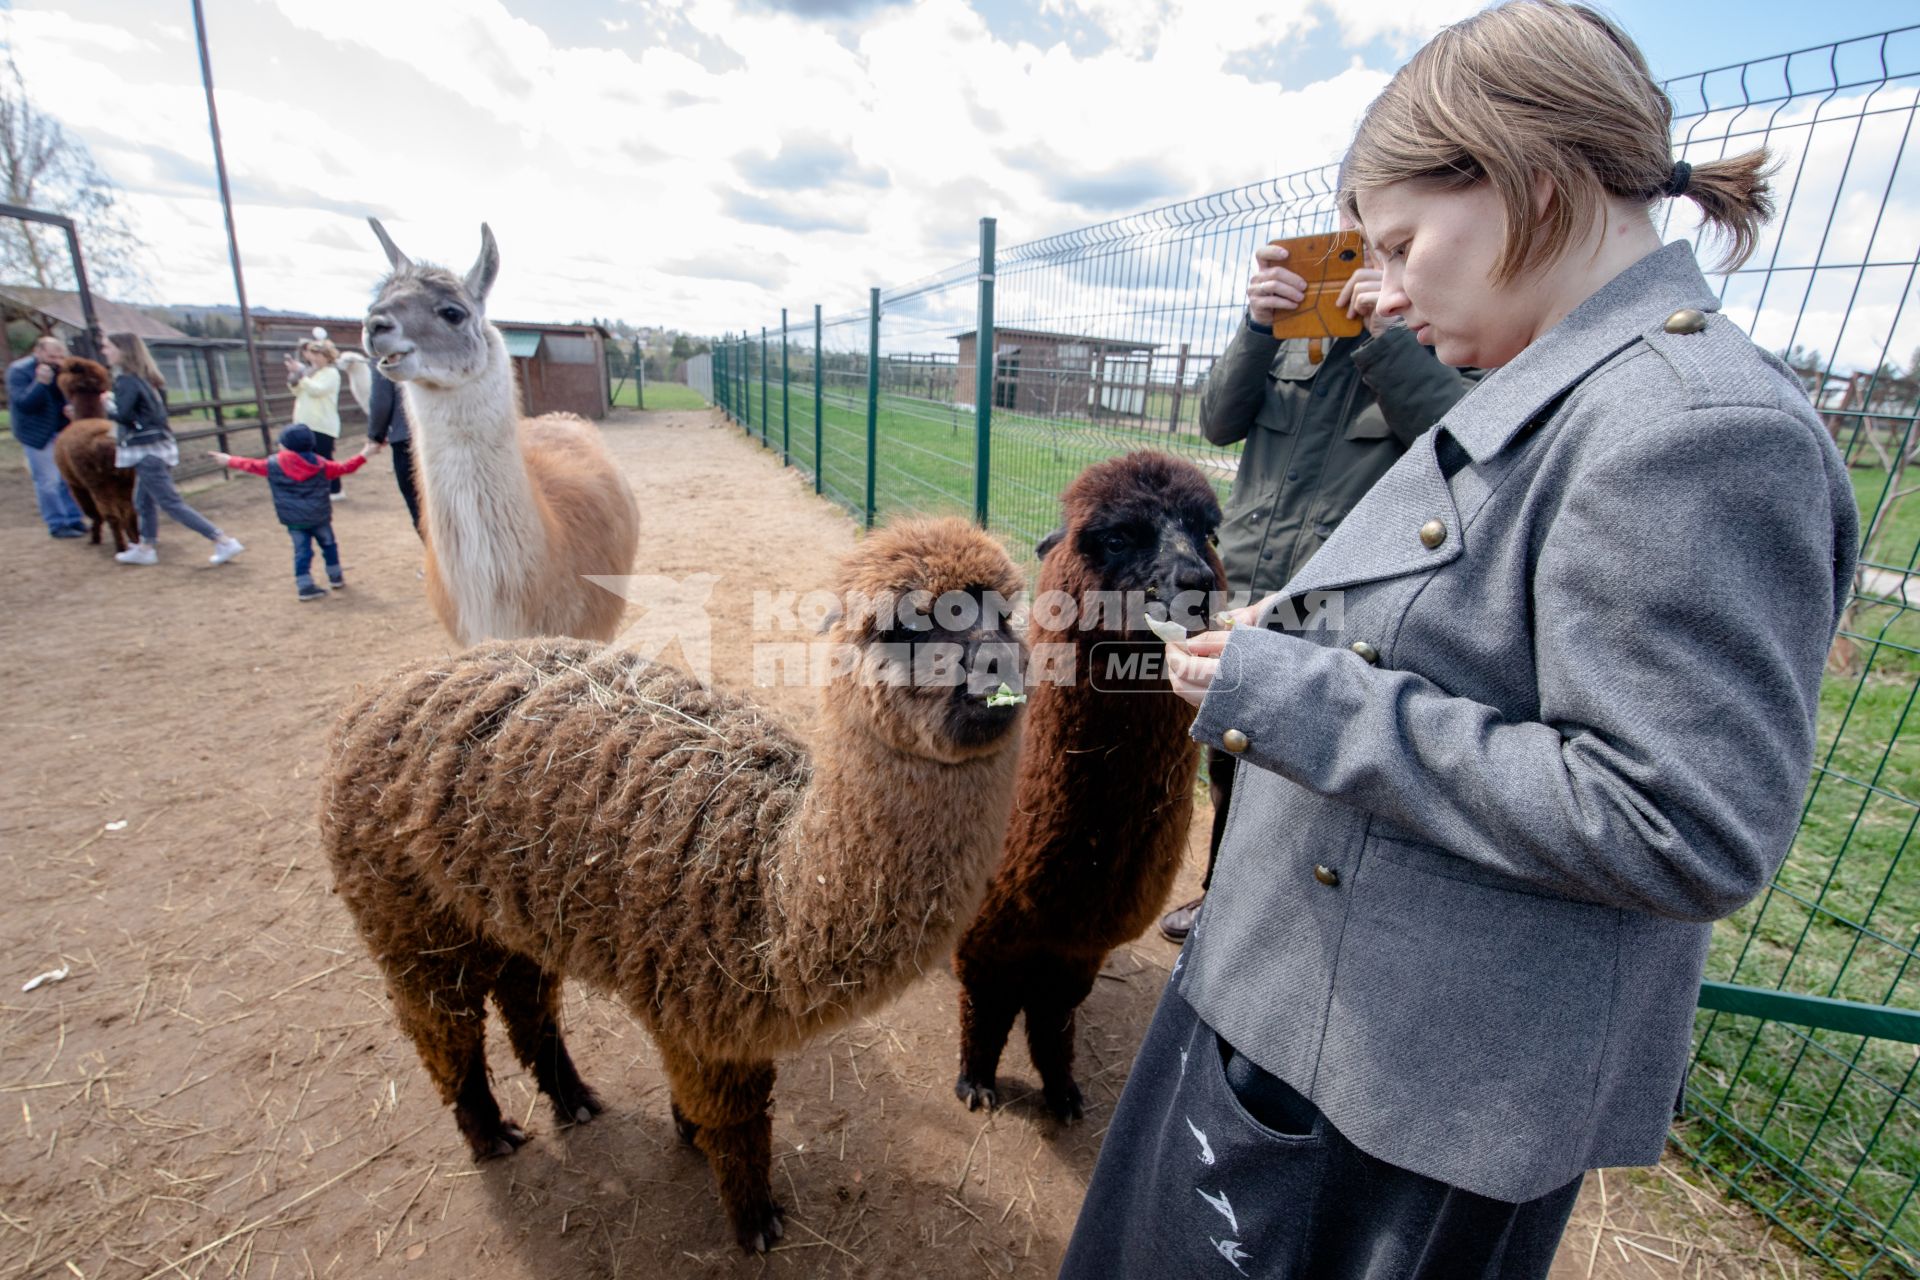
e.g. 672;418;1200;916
363;221;500;390
826;519;1028;764
1042;452;1224;634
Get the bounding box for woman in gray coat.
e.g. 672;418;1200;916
1061;2;1857;1276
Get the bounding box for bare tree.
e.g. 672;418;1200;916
0;55;149;299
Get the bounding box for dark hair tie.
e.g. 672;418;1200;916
1663;160;1693;198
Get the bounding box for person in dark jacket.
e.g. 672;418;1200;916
6;334;86;537
211;424;376;600
103;332;244;568
366;367;421;534
1158;238;1477;942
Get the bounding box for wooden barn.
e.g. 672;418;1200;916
951;326;1160;420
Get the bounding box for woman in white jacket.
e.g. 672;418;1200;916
285;339;345;495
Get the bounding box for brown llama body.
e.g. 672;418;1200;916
322;518;1028;1252
53;358;138;553
953;451;1225;1122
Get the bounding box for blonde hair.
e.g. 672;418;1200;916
107;331;166;394
301;338;340;365
1339;0;1773;280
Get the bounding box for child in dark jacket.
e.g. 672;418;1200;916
211;425;378;600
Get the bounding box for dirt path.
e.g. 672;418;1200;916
0;409;1794;1278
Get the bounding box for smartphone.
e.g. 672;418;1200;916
1265;230;1367;343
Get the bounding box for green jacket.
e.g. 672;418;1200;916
1201;320;1477;599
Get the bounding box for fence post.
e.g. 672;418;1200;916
866;287;880;530
780;308;790;466
203;345;230;454
635;338;645;411
741;332;751;429
760;326;769;444
1169;342;1189;433
813;304;823;497
972;216;996;527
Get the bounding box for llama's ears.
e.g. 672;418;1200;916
368;218;411;272
1035;527;1066;561
465;224;500;307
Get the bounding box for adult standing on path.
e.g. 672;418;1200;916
7;334;87;538
1158;236;1475;944
285;339;345;496
365;365;420;535
105;332;244;568
1062;3;1858;1276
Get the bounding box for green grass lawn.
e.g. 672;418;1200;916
611;380;709;412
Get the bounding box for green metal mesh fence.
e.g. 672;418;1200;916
712;25;1920;1274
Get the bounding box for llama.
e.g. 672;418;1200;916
953;451;1225;1122
363;220;640;645
53;357;138;553
322;517;1028;1252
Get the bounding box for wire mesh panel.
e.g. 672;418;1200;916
1663;26;1920;1277
816;307;873;522
984;169;1342;560
867;261;980;525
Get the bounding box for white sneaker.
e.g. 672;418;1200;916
115;543;158;565
209;536;245;565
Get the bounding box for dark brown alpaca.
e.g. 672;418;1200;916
321;517;1029;1252
53;358;138;553
953;451;1225;1122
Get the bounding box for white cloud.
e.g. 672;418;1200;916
7;0;1399;336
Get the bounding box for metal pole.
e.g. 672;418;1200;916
191;0;271;433
759;325;769;444
780;308;790;466
973;217;996;527
813;304;823;497
866;287;880;529
634;337;645;411
743;331;752;429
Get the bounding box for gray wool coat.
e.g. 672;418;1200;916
1179;240;1858;1202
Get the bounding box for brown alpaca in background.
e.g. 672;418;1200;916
363;220;639;646
321;517;1028;1252
953;451;1225;1122
53;357;138;553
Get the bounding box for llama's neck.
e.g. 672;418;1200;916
405;327;548;644
766;699;1020;1033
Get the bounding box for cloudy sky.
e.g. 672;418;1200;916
6;0;1915;338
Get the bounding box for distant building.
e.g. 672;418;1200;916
950;326;1161;419
0;285;186;351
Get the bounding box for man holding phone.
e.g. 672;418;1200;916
1160;237;1477;943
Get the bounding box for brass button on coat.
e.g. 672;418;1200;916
1350;640;1380;664
1222;729;1250;754
1419;519;1448;549
1664;308;1707;334
1313;864;1340;887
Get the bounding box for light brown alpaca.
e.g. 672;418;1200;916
321;517;1028;1252
363;220;639;645
53;357;139;553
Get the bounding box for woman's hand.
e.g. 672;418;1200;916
1247;244;1307;325
1166;629;1231;708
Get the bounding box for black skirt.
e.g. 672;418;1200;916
1059;977;1582;1279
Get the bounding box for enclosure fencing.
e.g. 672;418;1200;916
713;24;1920;1276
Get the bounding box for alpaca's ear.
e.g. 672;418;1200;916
368;217;411;271
465;223;500;306
1035;527;1066;561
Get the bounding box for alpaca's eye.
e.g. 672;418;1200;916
1102;532;1131;553
437;306;467;325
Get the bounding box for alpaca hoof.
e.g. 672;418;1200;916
1043;1080;1085;1124
955;1074;997;1112
461;1117;529;1161
554;1082;606;1126
734;1202;786;1254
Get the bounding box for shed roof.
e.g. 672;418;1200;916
501;329;543;358
0;285;186;339
948;325;1159;351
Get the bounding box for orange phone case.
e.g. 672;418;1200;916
1265;231;1367;343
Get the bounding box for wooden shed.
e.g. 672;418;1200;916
951;326;1160;420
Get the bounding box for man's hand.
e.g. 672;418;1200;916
33;361;55;385
1336;266;1396;336
1247;244;1307;326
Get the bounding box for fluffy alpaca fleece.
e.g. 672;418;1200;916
953;451;1225;1122
365;221;640;647
53;358;138;553
322;516;1027;1251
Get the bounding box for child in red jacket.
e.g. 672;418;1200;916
211;424;379;600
